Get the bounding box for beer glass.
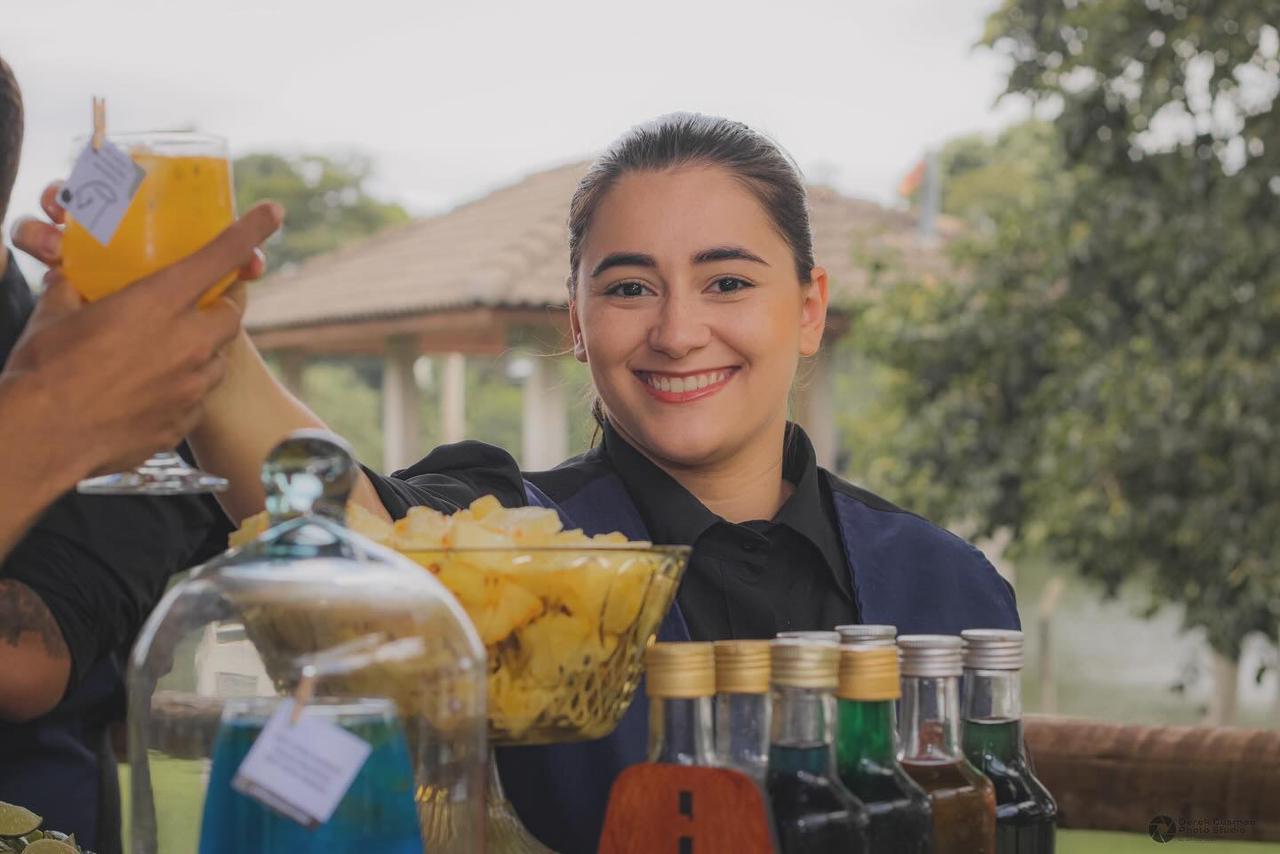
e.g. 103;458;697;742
63;131;236;494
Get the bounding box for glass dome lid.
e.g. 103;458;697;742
126;430;487;854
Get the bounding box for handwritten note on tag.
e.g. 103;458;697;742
231;700;372;827
60;140;145;246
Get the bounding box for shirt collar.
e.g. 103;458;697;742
601;419;843;567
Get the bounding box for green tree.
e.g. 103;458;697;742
234;152;410;270
857;0;1280;674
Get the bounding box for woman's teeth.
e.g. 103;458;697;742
644;370;729;393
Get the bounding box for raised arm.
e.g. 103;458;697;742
186;329;390;523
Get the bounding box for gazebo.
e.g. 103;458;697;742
244;161;953;474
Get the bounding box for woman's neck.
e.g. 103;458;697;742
616;417;794;523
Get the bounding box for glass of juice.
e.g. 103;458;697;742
198;697;425;854
63;131;237;495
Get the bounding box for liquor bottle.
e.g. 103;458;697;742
835;624;898;648
899;634;997;854
961;629;1058;854
835;646;933;853
646;642;716;765
713;640;771;779
766;639;869;853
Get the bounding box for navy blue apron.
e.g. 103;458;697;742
497;473;1020;853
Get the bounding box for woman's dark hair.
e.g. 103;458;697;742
568;113;816;434
567;112;815;297
0;55;24;227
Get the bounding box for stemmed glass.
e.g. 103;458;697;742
62;131;237;494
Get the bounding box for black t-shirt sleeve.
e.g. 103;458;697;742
364;440;528;519
0;492;229;690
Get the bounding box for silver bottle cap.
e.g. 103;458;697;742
897;634;964;677
776;630;841;644
961;629;1025;671
835;624;897;648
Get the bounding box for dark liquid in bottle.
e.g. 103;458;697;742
766;743;869;854
902;757;996;854
843;763;933;854
964;718;1057;854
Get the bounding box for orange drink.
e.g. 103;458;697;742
63;133;235;307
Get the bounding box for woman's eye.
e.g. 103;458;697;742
606;281;649;297
711;276;752;294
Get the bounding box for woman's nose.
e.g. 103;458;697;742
647;292;711;358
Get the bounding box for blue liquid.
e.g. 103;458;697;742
199;703;423;853
766;743;869;854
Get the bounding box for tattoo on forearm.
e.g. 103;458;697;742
0;580;69;659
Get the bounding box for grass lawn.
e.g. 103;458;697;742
119;758;1280;854
1061;830;1280;852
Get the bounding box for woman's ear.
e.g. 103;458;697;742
799;266;830;357
569;299;588;362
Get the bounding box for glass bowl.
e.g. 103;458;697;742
400;545;689;744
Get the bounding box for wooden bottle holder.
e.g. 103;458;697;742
599;763;776;854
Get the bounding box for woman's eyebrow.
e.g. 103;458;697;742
591;252;657;277
693;246;769;266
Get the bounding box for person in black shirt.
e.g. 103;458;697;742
0;54;279;851
31;112;1019;853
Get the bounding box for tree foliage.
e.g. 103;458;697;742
234;152;409;270
857;0;1280;659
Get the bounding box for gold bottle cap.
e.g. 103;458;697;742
770;638;840;689
837;646;900;701
714;640;771;694
645;642;716;698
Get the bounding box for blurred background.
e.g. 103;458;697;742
3;0;1277;849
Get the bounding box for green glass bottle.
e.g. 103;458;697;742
899;634;997;854
961;629;1057;854
835;645;932;853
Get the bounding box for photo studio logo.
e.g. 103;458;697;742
1149;815;1178;843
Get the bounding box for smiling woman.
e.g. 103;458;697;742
153;112;1023;854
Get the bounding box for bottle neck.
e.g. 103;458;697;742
648;696;715;766
900;674;963;762
715;691;769;776
961;668;1026;762
836;698;899;768
768;683;836;775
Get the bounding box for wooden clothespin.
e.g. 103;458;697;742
91;96;106;151
289;667;317;725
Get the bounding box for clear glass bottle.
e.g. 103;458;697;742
836;645;932;853
899;634;996;854
126;431;488;854
713;640;771;779
962;629;1058;854
777;630;842;643
766;639;869;854
646;642;716;766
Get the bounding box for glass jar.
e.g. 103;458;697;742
125;430;487;853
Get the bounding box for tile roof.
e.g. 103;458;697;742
245;161;956;333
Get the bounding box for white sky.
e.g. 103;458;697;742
3;0;1028;270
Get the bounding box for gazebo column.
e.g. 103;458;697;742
795;350;838;471
276;348;308;402
521;355;568;470
441;352;467;444
382;335;422;473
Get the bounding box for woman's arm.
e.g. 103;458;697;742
187;329;391;524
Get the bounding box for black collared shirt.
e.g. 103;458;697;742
599;423;856;640
369;419;858;641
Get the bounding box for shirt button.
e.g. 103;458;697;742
741;540;760;553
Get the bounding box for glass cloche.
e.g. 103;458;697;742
126;431;487;854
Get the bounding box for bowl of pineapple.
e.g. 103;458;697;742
233;496;688;745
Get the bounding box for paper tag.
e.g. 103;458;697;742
230;700;373;827
60;140;145;246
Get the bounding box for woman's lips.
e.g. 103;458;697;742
634;368;738;403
